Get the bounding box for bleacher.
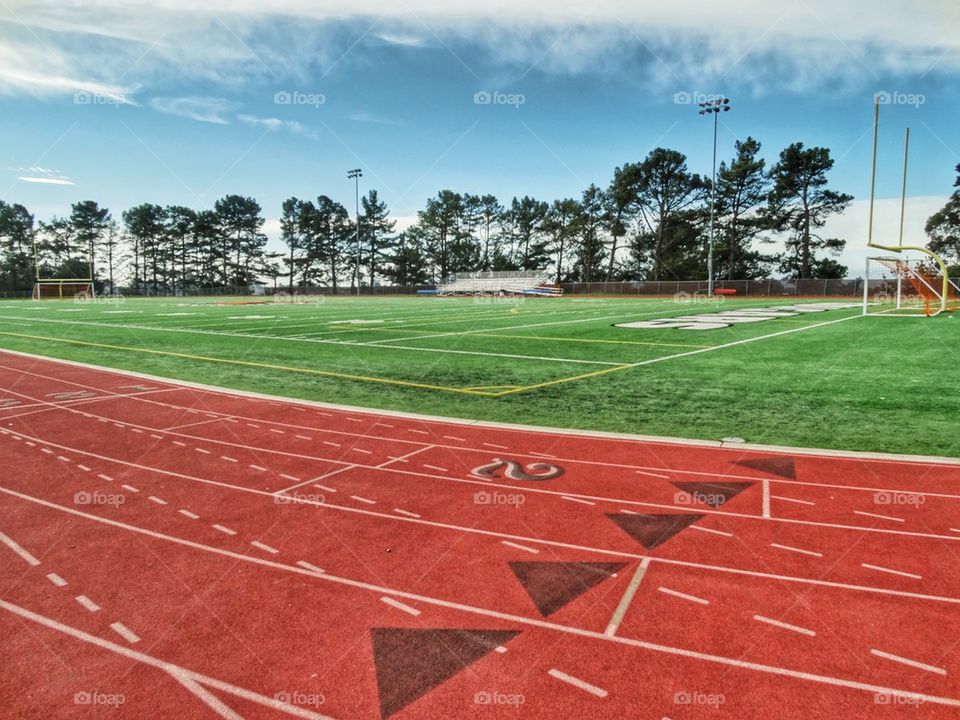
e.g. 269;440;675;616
437;270;560;296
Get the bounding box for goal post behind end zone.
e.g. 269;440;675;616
862;256;958;317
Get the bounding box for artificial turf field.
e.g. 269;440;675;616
0;294;956;457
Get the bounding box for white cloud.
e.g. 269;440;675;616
238;114;319;139
17;176;75;186
346;111;400;125
150;96;241;124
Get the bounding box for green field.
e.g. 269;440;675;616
0;295;956;457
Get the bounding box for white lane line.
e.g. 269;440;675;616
770;543;823;558
173;440;187;447
637;469;671;479
250;541;279;555
40;447;53;454
350;495;376;505
179;509;199;520
871;649;946;675
494;646;508;654
346;418;363;423
689;525;733;538
195;448;211;455
0;531;41;566
212;524;237;536
771;495;816;506
606;558;651;636
75;595;101;612
753;615;816;637
424;465;449;473
269;429;285;434
97;474;113;482
482;442;508;450
322;441;341;448
762;479;771;518
249;465;267;472
8;492;960;712
47;573;67;587
951;528;960;534
547;669;608;698
377;445;434;468
529;452;557;459
57;456;71;462
562;495;596;506
501;541;539;554
121;484;139;493
854;510;905;523
352;448;373;455
314;484;337;493
279;474;301;483
109;622;140;644
295;435;311;441
220;456;238;463
409;429;430;435
861;563;922;580
150;434;163;440
77;464;91;472
130;428;143;434
295;560;324;574
393;508;421;519
658;587;710;605
147;496;168;505
380;596;421;616
246;423;260;429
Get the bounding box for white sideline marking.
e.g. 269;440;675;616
606;558;651;636
562;495;596;506
771;494;815;506
75;595;101;612
770;543;823;558
179;509;199;520
871;649;946;676
854;510;904;523
47;573;67;587
547;669;608;698
212;524;236;536
0;531;40;566
250;541;279;554
350;495;376;505
5;495;960;710
689;525;733;538
762;479;771;518
502;541;539;554
380;596;421;616
295;561;324;574
862;563;921;580
393;508;421;519
147;496;168;505
753;615;815;637
658;587;710;605
110;622;140;644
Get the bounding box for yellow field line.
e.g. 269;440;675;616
489;364;638;397
0;331;499;397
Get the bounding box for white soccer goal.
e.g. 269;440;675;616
32;280;96;301
862;256;957;317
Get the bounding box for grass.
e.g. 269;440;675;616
0;294;956;457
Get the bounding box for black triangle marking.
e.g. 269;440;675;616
672;481;755;508
736;457;796;480
371;628;520;718
606;513;704;550
508;561;627;616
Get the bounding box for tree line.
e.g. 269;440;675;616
2;140;956;294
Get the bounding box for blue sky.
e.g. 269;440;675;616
2;1;958;270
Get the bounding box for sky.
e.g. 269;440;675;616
1;0;958;274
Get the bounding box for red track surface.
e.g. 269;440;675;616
1;350;959;719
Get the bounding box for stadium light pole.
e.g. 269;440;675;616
347;169;363;295
698;96;731;295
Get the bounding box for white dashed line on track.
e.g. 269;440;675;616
771;495;816;506
250;541;279;554
212;524;237;536
871;649;946;675
380;597;421;616
501;541;539;554
109;622;140;644
147;496;168;505
350;495;376;505
657;587;710;605
75;595;101;612
689;525;733;537
861;563;921;580
313;484;337;493
46;573;67;587
753;615;815;637
854;510;904;523
0;532;40;566
178;510;199;520
295;560;324;574
423;465;449;473
547;669;607;698
770;543;823;558
97;474;113;482
121;484;139;493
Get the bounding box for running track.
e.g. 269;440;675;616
1;349;958;718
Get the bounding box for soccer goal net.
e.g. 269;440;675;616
863;256;959;317
32;280;96;301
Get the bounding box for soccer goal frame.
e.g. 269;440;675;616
862;256;957;317
32;279;96;301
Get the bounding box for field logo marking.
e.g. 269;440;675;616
472;458;565;481
615;303;861;331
